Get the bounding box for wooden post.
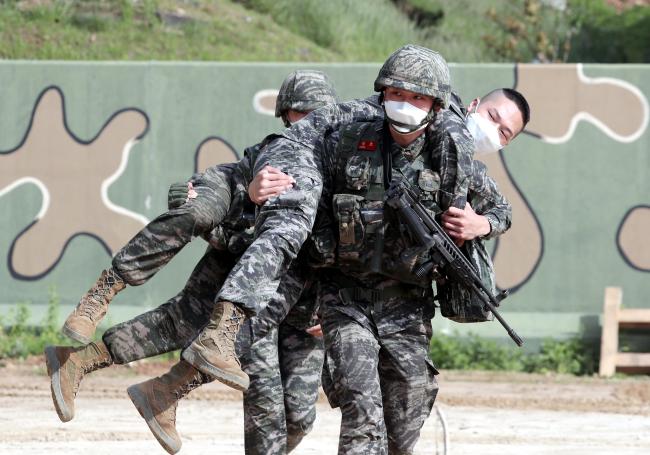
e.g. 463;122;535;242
599;287;623;377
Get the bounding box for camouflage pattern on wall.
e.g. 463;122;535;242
0;62;648;342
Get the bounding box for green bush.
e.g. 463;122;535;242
0;287;68;359
569;0;650;63
430;332;598;375
529;337;597;375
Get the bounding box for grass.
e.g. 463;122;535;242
0;287;68;359
0;0;522;62
0;287;179;362
0;0;337;61
1;0;644;63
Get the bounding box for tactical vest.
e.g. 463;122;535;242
329;119;444;286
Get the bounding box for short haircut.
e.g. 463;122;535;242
484;88;531;127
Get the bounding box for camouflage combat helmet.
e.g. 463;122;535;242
275;70;339;122
374;44;451;109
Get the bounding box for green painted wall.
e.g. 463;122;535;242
0;62;647;346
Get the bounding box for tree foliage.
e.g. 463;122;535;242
482;0;650;63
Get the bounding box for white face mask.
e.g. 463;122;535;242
384;100;430;134
465;105;503;155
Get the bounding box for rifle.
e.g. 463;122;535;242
385;178;523;346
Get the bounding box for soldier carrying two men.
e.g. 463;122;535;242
46;44;529;454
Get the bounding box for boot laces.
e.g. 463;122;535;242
90;269;124;300
71;355;110;396
78;298;104;321
81;269;124;320
173;378;202;401
208;307;243;358
168;378;202;425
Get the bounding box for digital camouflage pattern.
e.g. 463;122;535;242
212;50;473;452
469;159;512;239
216;96;386;308
374;44;451;108
103;246;231;364
319;274;438;455
105;185;323;453
314;117;445;453
436;237;499;323
278;322;323;453
102;73;347;451
104;248;322;453
237;295;324;454
275;70;339;119
111;164;234;285
110;157;275;315
216;93;474;310
447;90;512;237
435;159;512;322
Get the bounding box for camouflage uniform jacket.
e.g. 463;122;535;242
469;159;511;239
217;96;474;310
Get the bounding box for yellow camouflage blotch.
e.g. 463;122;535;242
515;63;648;143
194;137;238;173
618;206;650;272
0;86;149;279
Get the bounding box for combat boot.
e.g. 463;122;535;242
62;267;126;343
44;341;113;422
182;301;249;391
127;360;209;455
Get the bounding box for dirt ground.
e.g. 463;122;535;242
1;356;649;455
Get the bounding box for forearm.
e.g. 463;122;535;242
468;161;512;239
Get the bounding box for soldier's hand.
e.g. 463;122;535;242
441;202;490;241
305;324;323;338
168;182;197;209
249;165;295;205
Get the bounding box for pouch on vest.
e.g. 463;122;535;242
333;193;365;261
345;155;372;191
418;169;440;199
305;225;336;267
437;238;496;323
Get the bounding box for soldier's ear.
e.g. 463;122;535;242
467;97;480;113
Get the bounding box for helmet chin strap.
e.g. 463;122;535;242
388;119;428;135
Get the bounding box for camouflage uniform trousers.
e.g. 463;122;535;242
110;164;240;306
103;241;305;363
104;242;319;454
103;245;235;363
319;275;438;455
237;309;324;454
217;95;473;319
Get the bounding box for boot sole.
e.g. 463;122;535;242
182;347;249;392
61;324;92;345
127;385;182;455
44;346;73;422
